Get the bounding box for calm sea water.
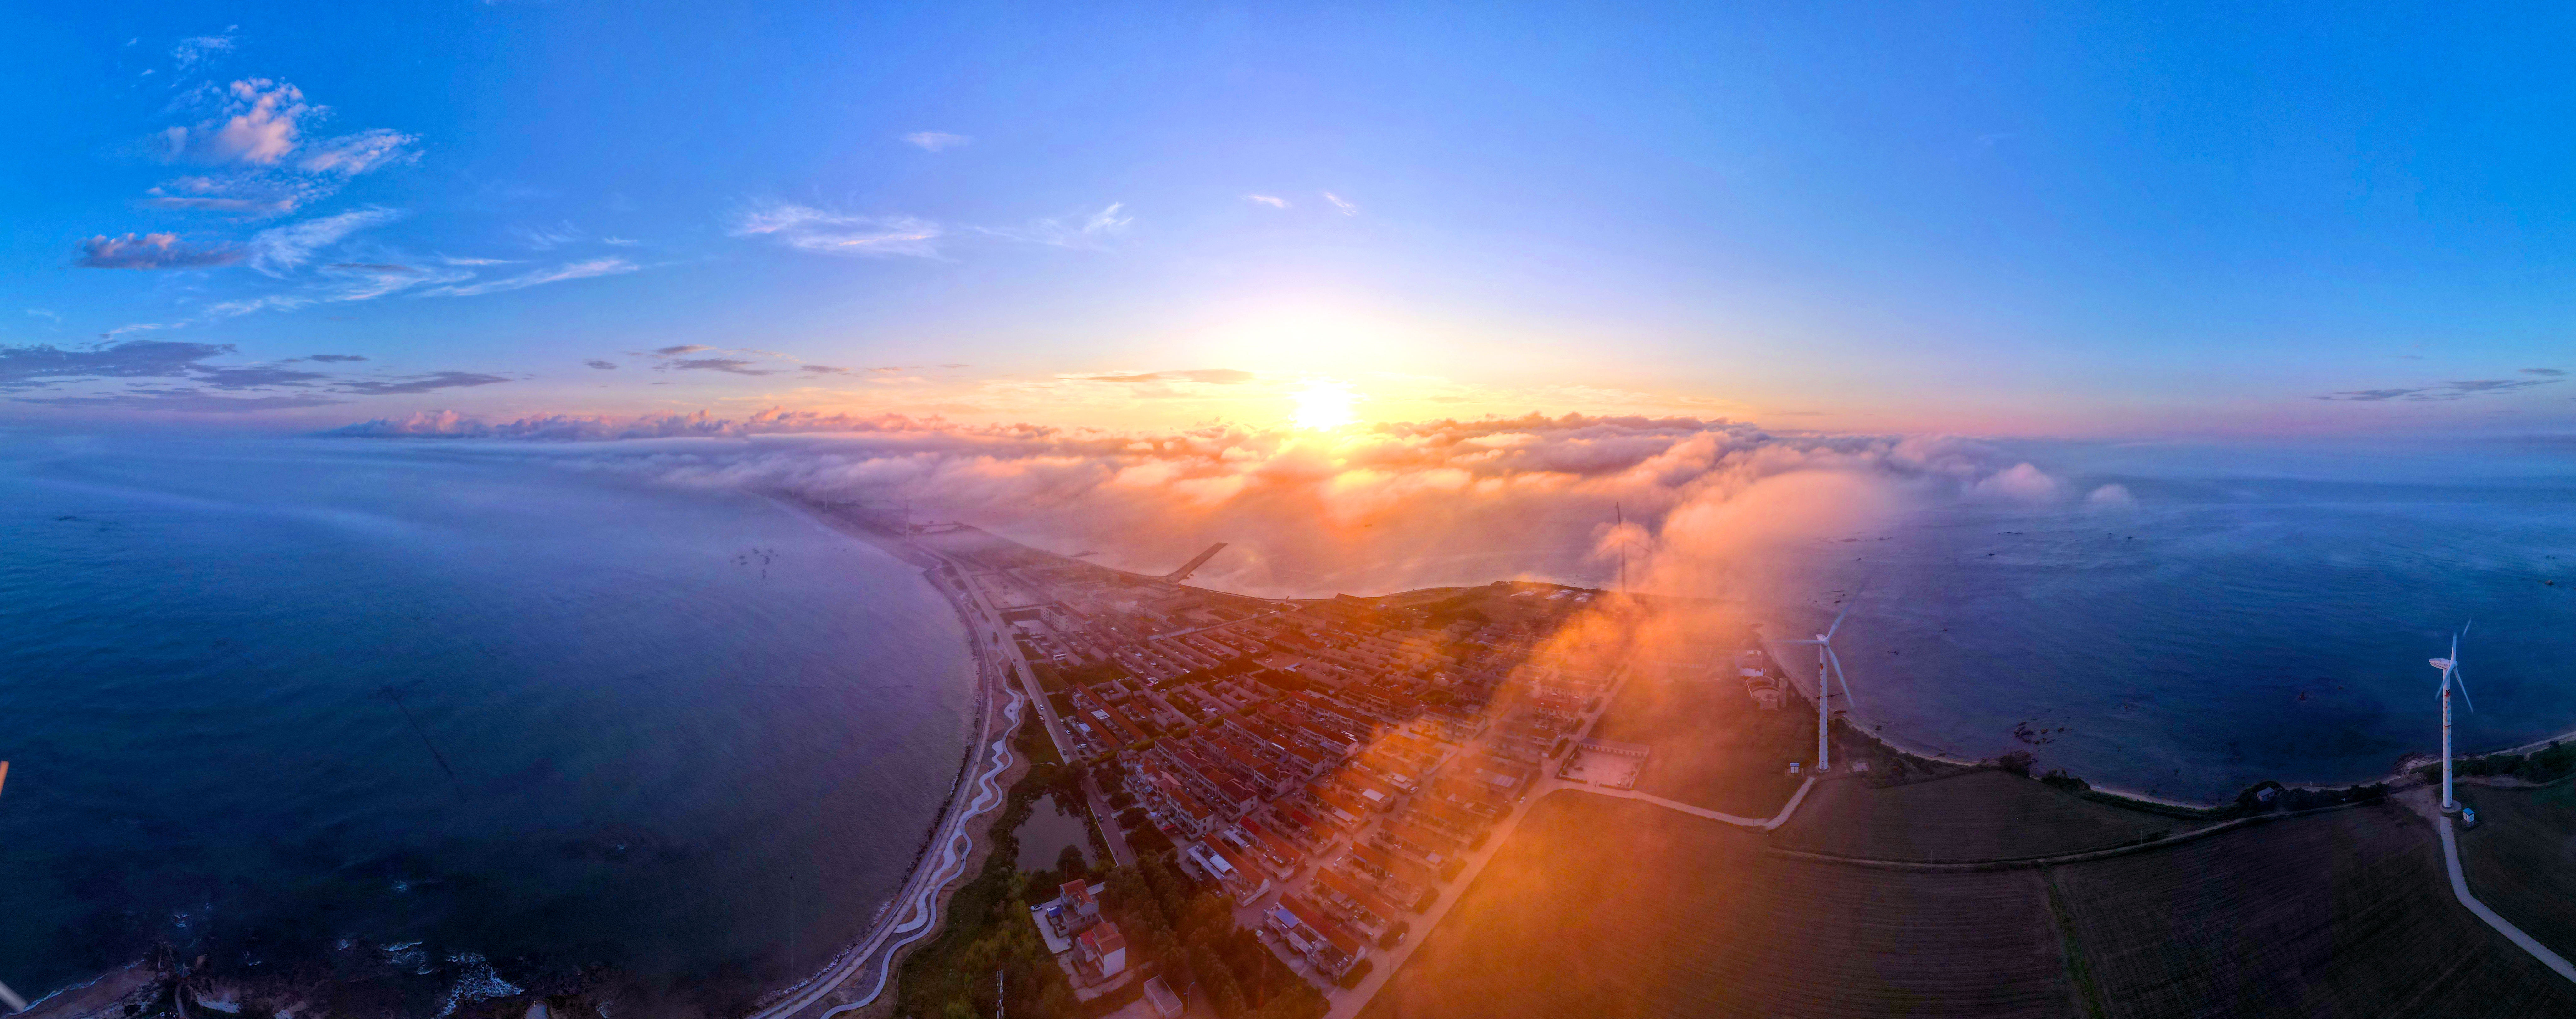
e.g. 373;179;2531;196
0;437;973;1004
1779;439;2576;802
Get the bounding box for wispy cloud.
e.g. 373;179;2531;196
800;365;851;375
662;357;776;376
975;203;1132;249
904;131;970;152
512;222;583;250
731;203;945;258
14;388;346;413
26;309;62;322
585;359;619;370
602;237;640;246
1245;194;1290;209
170;28;238;74
652;345;711;355
76;233;242;269
0;339;236;391
2521;367;2566;377
247;207;403;275
1323;192;1357;215
424;257;638;297
2317;377;2565;402
307;354;367;362
335;371;514;395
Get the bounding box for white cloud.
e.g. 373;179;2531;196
141;79;419;218
602;237;640;246
2085;483;2137;509
731;203;945;258
1966;462;2063;503
1323;192;1357;215
425;257;638;297
1245;194;1290;209
247;207;404;276
904;131;970;152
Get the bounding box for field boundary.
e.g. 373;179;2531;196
1764;799;2380;872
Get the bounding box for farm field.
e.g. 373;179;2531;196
2050;804;2576;1018
2456;781;2576;961
1770;770;2180;862
1587;675;1810;817
1360;792;2079;1019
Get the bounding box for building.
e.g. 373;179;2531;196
1077;921;1129;979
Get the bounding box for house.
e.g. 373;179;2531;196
1061;878;1100;926
1077;921;1128;979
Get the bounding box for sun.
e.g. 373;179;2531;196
1291;381;1359;430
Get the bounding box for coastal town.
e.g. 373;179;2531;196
893;516;1734;1013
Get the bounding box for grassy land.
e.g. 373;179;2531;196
2050;804;2576;1018
1586;676;1811;817
1770;771;2180;862
1361;792;2077;1019
2456;780;2576;961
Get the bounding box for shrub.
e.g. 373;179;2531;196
1996;751;2036;777
2039;768;2090;793
1333;959;1374;989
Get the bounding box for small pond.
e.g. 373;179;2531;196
1015;793;1097;871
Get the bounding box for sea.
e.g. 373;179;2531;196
0;436;976;1006
1771;438;2576;803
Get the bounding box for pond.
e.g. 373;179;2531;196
1014;793;1097;871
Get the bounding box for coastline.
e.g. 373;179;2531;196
743;494;1017;1019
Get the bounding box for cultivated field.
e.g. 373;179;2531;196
1771;770;2179;862
2456;781;2576;961
1361;792;2079;1019
1587;675;1811;817
2051;804;2576;1018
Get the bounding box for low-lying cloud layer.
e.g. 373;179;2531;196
334;409;2070;598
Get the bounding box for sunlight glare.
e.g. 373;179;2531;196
1292;381;1360;430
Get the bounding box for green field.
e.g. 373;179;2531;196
1587;675;1811;817
1771;770;2179;862
1361;792;2077;1018
2050;803;2576;1018
2457;781;2576;961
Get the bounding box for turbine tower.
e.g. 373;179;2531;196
1782;599;1861;773
2429;624;2476;813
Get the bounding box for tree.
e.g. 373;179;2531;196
1056;844;1090;882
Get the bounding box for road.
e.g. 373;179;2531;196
1085;772;1138;868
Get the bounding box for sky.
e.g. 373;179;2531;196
8;2;2576;437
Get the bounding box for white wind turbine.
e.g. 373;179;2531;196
1782;598;1862;773
2429;623;2476;814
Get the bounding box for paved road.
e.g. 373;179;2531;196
1085;773;1138;868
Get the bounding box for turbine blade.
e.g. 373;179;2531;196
1824;602;1854;641
2455;664;2475;714
1827;646;1857;713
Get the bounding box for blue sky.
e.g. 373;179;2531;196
8;2;2576;434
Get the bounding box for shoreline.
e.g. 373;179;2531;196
742;495;1016;1019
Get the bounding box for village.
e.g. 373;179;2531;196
902;523;1772;1010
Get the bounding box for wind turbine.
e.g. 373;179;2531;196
2430;623;2476;814
1782;597;1863;773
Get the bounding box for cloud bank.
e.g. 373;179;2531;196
327;410;2069;598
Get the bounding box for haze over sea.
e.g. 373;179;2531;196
0;438;974;1003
